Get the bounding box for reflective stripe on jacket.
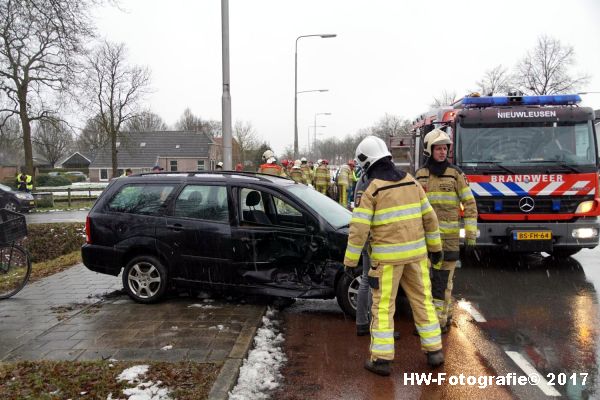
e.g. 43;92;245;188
415;166;478;259
337;164;351;186
258;163;285;176
314;165;330;186
344;174;442;267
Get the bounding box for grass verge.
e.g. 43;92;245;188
30;250;82;283
0;360;221;400
32;200;95;212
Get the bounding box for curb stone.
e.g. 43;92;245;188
207;307;264;400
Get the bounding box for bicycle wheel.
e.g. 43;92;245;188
0;244;31;299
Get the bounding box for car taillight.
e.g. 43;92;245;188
85;216;91;244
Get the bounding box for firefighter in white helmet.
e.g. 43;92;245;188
344;135;444;376
299;157;312;185
289;160;305;183
415;128;478;334
257;150;285;176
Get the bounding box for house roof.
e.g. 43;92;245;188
58;152;91;167
89;131;213;168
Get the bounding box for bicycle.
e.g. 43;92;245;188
0;209;31;299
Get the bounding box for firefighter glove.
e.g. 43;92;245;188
428;251;443;266
465;238;476;247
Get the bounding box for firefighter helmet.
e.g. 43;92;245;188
262;149;275;162
216;161;224;168
300;157;307;163
322;159;329;165
317;159;322;165
267;156;276;164
348;159;356;167
281;159;289;167
293;160;301;169
355;136;391;171
423;129;452;157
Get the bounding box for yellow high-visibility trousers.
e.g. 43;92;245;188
316;185;327;195
431;260;457;328
338;184;347;207
370;259;442;361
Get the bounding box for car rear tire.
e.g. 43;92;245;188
122;255;168;304
336;269;360;318
4;201;18;212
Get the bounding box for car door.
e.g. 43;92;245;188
231;186;325;291
158;184;232;283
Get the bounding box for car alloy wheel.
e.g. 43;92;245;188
123;255;168;303
4;201;18;212
335;268;360;318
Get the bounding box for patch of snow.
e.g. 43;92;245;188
170;326;178;330
188;304;220;309
229;307;286;400
161;345;173;351
209;324;226;331
203;299;215;303
116;365;171;400
117;365;150;383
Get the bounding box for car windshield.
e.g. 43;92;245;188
457;121;597;166
0;183;12;192
284;184;351;229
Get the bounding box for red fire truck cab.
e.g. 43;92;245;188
406;94;600;256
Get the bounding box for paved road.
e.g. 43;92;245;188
276;246;600;399
25;210;88;224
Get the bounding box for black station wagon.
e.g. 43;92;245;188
82;172;360;315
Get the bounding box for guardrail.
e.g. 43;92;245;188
34;184;108;207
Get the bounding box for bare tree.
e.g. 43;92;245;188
476;65;513;96
0;116;22;165
515;35;589;95
371;114;411;139
124;110;168;132
234;120;258;164
430;90;457;108
0;0;96;177
175;108;221;138
32;119;73;167
75;115;107;161
82;41;151;176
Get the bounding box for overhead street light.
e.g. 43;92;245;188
294;34;337;159
314;112;331;153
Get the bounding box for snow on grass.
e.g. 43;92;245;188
187;304;220;309
229;307;286;400
160;345;173;351
115;365;171;400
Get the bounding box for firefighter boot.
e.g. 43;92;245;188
356;323;369;336
426;350;445;368
364;359;391;376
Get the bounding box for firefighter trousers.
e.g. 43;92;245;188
369;259;442;361
430;260;457;328
338;184;347;207
315;184;327;195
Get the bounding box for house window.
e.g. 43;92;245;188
100;169;108;181
197;160;205;171
170;160;178;171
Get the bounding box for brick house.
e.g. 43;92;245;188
89;131;219;182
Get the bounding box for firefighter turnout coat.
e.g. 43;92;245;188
344;174;442;267
258;163;285;177
415;165;477;261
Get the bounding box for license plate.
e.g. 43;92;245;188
514;231;552;240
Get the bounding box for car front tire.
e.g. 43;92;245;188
122;255;168;304
336;269;360;318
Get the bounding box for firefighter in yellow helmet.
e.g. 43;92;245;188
314;159;330;195
289;160;305;183
415;128;478;333
336;160;352;208
344;135;444;376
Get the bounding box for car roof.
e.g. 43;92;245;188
118;171;296;188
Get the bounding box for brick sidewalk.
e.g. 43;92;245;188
0;264;265;397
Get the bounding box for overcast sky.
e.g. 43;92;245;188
93;0;600;155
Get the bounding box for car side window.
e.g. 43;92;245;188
174;185;229;222
273;196;302;217
107;184;174;215
239;188;271;225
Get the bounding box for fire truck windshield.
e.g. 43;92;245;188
457;121;597;167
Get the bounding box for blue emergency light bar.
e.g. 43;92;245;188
462;94;581;107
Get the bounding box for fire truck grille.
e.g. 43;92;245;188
476;196;593;214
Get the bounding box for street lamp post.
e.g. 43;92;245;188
308;125;326;154
313;112;331;153
294;33;336;159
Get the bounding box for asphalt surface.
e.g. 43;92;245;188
276;246;600;399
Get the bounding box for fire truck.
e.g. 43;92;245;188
398;94;600;256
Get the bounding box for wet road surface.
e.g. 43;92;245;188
277;246;600;399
